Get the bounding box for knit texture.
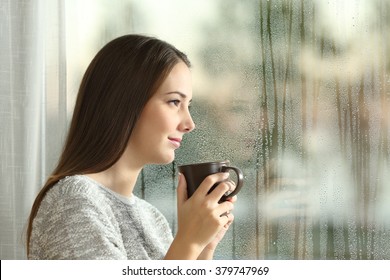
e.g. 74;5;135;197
29;175;173;259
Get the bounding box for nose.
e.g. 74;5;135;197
181;109;195;133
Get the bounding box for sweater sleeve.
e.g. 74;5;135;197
30;191;127;260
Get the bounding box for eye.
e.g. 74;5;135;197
169;99;181;106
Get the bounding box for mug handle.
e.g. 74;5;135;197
220;166;244;199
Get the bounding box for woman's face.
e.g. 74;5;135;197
128;61;195;165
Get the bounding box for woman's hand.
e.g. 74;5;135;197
164;173;236;259
197;194;237;259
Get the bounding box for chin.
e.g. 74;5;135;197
153;153;175;165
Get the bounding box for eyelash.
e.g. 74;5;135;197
168;99;192;111
169;99;181;106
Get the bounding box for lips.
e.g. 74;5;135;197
168;137;182;148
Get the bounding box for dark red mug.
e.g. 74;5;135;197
178;160;244;202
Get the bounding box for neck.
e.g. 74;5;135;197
86;155;143;198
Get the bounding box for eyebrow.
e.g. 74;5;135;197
166;91;192;102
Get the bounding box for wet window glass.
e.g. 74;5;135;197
137;0;390;259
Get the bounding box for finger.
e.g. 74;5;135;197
224;214;235;228
176;173;188;209
217;200;234;216
207;180;231;202
225;195;237;203
219;212;234;225
225;180;236;195
194;172;229;198
219;211;230;218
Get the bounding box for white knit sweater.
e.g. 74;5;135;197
29;175;173;259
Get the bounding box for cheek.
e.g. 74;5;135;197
146;117;171;143
136;105;176;143
131;117;156;146
154;111;175;132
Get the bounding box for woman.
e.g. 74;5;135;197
26;34;236;259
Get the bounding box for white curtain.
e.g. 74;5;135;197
1;0;67;259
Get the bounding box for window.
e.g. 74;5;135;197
134;0;390;260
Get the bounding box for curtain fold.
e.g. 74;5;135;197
0;0;67;259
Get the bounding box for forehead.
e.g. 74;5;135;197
155;62;192;96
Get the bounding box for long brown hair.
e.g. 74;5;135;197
26;34;191;256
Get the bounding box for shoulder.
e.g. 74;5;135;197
50;175;106;198
35;175;117;227
30;175;127;259
41;175;113;208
